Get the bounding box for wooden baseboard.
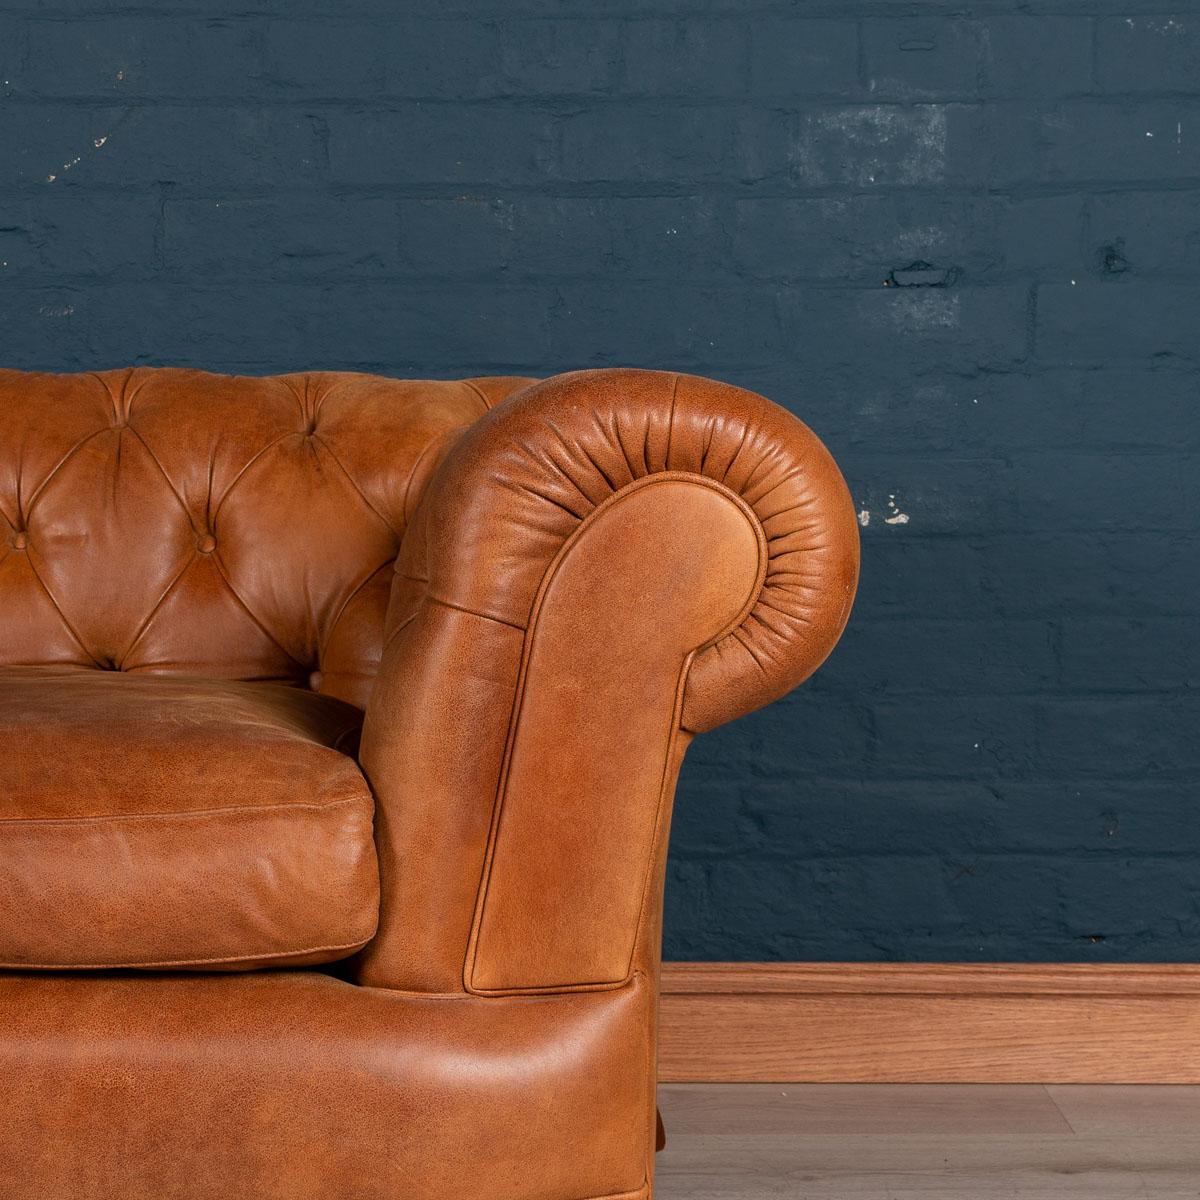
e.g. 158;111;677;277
659;962;1200;1083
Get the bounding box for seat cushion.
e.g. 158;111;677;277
0;669;379;970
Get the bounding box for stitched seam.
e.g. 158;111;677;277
23;425;109;518
379;607;419;656
112;421;216;665
319;558;394;667
626;659;692;991
570;1186;647;1200
462;378;495;414
4;932;376;972
465;472;762;996
665;371;679;469
401;427;459;525
209;430;294;523
0;793;369;827
428;593;527;633
116;545;199;668
209;553;309;673
122;424;197;535
20;552;104;668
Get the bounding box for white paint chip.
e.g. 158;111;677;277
858;509;871;527
884;494;910;525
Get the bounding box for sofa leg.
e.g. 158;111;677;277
655;1108;666;1152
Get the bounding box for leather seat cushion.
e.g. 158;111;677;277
0;669;379;970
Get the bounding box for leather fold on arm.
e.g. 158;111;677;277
415;368;859;731
355;368;859;994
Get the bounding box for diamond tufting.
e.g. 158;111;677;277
0;368;535;707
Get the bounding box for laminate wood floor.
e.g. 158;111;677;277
655;1084;1200;1198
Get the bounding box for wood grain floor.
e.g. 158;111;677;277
655;1084;1200;1198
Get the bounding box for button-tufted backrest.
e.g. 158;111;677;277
0;368;534;708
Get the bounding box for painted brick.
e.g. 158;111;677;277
860;16;1092;104
1058;618;1200;691
19;17;263;99
979;533;1200;619
742;781;1004;859
1010;451;1189;531
1086;189;1200;278
790;103;990;188
979;17;1093;99
163;197;398;276
984;781;1200;855
849;538;996;620
1011;100;1200;184
735;193;1083;284
325;105;557;185
846;454;1018;537
833;618;1058;695
871;697;1040;780
397;195;728;279
557;103;766;183
747;18;860;98
380;18;622;99
0;105;322;189
0;194;161;275
1034;697;1200;776
777;284;1029;375
620;18;748;98
1;0;1198;966
545;284;777;368
863;19;983;101
1037;281;1200;362
1058;859;1199;944
262;20;385;97
1097;15;1200;93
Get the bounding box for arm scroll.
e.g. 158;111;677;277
356;369;859;993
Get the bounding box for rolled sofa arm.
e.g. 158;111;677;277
355;369;859;994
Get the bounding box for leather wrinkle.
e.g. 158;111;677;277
0;368;535;704
0;671;379;970
208;549;310;674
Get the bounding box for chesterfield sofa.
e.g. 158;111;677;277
0;365;858;1200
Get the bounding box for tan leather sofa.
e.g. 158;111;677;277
0;365;858;1200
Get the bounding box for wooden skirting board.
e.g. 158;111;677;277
658;962;1200;1083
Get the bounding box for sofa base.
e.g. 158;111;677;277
0;969;654;1200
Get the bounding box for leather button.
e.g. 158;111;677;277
197;533;217;554
309;671;323;691
11;530;27;551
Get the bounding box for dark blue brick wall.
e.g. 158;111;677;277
2;1;1198;962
